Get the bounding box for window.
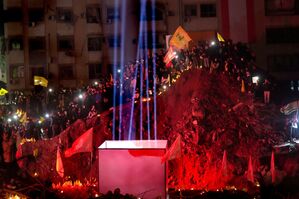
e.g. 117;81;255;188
89;63;102;79
10;65;24;79
184;5;197;17
58;36;74;51
141;3;164;21
9;37;23;50
29;37;45;51
265;0;298;16
266;27;299;44
56;8;73;22
200;4;216;17
108;35;121;47
29;9;44;24
31;67;45;78
139;32;164;49
107;7;120;21
88;36;102;51
86;6;101;23
4;8;22;22
59;65;74;79
267;54;299;72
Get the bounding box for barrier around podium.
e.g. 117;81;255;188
98;140;167;199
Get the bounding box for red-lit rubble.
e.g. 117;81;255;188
18;69;298;191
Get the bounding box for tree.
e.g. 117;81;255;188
0;36;7;84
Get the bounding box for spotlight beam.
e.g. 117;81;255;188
112;0;120;140
151;0;157;140
118;0;127;140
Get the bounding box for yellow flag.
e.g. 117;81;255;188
170;26;192;49
56;147;64;178
217;32;225;42
0;88;8;96
39;116;45;123
20;112;27;124
34;76;48;87
33;148;39;158
241;80;246;93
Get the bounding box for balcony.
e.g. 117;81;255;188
29;0;43;8
58;51;75;64
88;52;102;63
29;23;45;36
57;0;72;7
5;22;23;36
87;0;101;4
183;17;218;32
7;50;24;64
86;24;102;34
57;23;74;35
4;0;21;9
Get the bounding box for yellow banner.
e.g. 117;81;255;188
170;26;192;49
217;32;225;42
0;88;8;96
20;112;27;124
34;76;48;87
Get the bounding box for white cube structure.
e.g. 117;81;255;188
98;140;167;199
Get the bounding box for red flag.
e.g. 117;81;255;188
64;128;93;158
221;150;228;177
161;134;181;163
128;149;165;157
271;151;275;183
163;46;176;65
56;146;64;178
247;156;254;182
16;145;24;168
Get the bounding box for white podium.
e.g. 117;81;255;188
98;140;167;199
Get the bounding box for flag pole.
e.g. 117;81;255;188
90;150;92;181
90;131;93;181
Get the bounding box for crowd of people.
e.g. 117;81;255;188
0;37;277;173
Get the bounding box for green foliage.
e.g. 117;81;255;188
0;37;6;72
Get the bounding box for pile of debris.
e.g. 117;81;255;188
18;68;297;192
156;69;288;189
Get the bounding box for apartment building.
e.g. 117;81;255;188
150;0;299;81
3;0;222;90
3;0;138;90
3;0;298;90
253;0;299;80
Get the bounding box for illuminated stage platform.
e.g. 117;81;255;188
98;140;167;199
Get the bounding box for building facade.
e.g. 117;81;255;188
215;0;299;81
4;0;139;90
253;0;299;80
3;0;299;90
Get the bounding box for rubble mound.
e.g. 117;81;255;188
156;69;288;189
18;68;296;191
